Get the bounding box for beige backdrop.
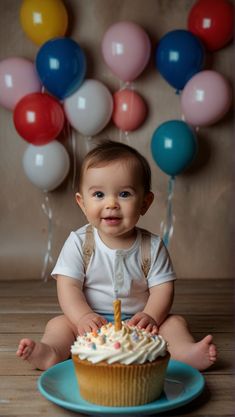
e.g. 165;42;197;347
0;0;234;280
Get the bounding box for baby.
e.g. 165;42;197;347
17;140;217;371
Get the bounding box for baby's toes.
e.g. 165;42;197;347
209;344;217;362
22;342;35;359
209;344;217;355
17;339;33;357
22;347;32;359
18;342;27;354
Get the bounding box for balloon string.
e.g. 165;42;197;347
65;121;77;191
124;131;130;145
41;193;53;281
119;81;133;91
162;176;175;247
71;127;77;191
85;136;93;153
118;129;130;145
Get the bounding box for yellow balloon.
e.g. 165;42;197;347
20;0;68;46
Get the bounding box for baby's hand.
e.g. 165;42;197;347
77;312;107;335
128;312;159;334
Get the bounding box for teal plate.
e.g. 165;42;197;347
38;359;205;416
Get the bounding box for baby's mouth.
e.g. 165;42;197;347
103;216;121;220
102;216;121;224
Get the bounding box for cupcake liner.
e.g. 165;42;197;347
72;352;170;406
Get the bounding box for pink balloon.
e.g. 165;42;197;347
102;21;151;82
0;57;42;110
181;70;232;127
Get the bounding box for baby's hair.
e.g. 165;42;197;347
78;139;152;193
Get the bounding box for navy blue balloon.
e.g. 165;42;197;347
151;120;197;176
155;30;205;91
36;37;86;100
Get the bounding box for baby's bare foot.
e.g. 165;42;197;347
16;338;36;360
174;335;217;371
16;338;60;370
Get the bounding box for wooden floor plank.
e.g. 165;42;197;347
174;279;233;295
0;279;57;297
0;314;56;333
0;297;61;313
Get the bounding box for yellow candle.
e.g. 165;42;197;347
113;298;122;331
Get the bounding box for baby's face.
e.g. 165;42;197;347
76;160;151;247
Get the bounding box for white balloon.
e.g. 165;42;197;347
23;141;70;191
64;79;113;136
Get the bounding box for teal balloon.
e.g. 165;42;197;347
151;120;197;176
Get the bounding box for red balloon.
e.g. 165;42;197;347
13;92;65;145
188;0;234;51
112;89;147;132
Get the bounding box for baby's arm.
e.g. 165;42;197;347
57;275;107;335
128;281;174;333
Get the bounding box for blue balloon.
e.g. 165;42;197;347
151;120;197;176
155;30;205;91
36;37;86;100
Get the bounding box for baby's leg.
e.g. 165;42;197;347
16;315;77;370
159;315;217;371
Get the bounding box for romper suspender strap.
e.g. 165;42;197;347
140;229;151;278
82;224;95;272
82;224;151;278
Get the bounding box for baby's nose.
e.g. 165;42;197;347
106;196;119;209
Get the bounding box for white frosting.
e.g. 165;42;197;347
71;322;168;365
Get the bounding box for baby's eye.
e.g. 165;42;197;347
119;191;131;198
93;191;104;199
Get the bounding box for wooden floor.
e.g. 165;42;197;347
0;279;234;417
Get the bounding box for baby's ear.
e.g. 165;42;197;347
75;192;86;214
140;192;154;215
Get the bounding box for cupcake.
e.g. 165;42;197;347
71;322;170;406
